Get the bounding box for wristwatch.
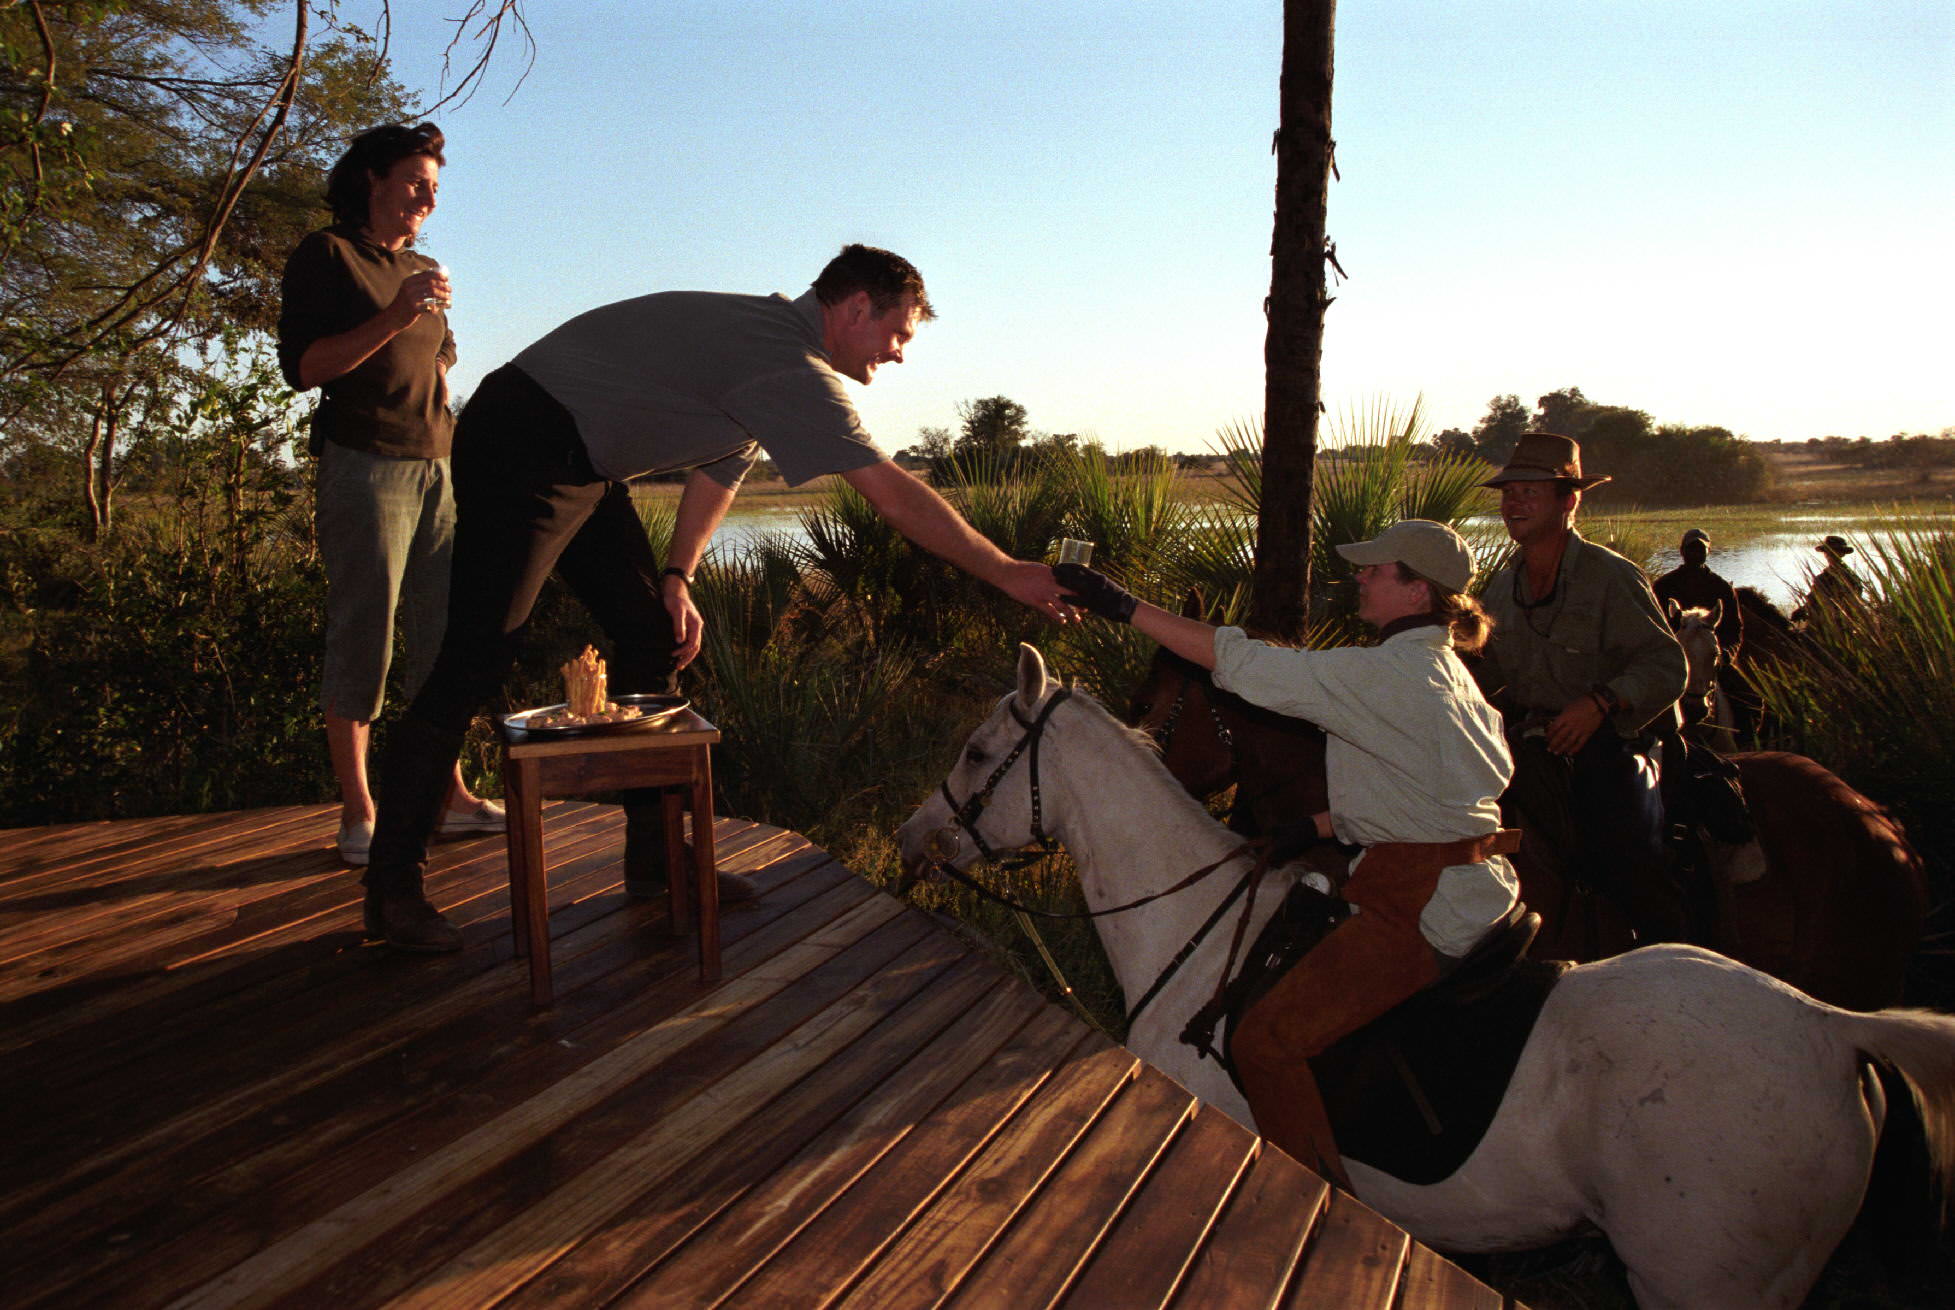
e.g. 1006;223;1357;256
1589;683;1622;716
661;566;694;586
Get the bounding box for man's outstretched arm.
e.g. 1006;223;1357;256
840;460;1074;622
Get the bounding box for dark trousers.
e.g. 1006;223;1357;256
1507;728;1683;944
365;365;678;895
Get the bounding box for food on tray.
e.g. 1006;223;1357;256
527;645;646;728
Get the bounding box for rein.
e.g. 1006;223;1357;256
921;687;1267;1029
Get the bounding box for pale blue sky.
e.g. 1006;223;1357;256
374;0;1952;455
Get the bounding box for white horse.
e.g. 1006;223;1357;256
896;646;1955;1310
1668;598;1738;752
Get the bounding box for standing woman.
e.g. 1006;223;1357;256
277;122;503;863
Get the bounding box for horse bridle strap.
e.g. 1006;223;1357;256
923;685;1271;1026
934;688;1074;872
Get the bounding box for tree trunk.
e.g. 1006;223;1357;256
1251;0;1336;641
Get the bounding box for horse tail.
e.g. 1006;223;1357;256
1837;1007;1955;1215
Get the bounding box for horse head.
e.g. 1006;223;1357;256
1670;602;1723;701
897;644;1067;881
1127;625;1331;838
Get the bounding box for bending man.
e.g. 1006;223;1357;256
363;244;1076;951
1058;520;1518;1187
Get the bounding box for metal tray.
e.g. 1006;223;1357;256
502;693;690;737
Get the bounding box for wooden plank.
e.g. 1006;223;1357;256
0;807;625;1114
1394;1242;1505;1310
1282;1189;1410;1310
0;809;328;948
668;1004;1094;1310
219;908;951;1310
942;1066;1197;1308
392;946;1002;1310
832;1039;1142;1309
0;856;863;1297
1060;1105;1259;1309
1170;1147;1327;1310
598;967;1049;1308
9;871;885;1310
0;806;325;911
153;893;919;1310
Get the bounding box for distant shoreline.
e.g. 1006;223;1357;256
630;445;1955;511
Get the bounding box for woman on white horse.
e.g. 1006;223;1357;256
1056;518;1520;1188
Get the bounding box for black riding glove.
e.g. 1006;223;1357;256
1055;563;1139;624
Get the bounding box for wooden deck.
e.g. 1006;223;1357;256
0;803;1516;1308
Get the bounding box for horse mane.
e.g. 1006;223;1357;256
1065;683;1166;757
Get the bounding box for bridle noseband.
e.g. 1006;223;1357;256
925;688;1073;873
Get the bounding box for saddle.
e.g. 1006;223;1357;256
1209;884;1571;1185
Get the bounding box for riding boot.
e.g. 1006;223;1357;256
622;789;757;903
363;714;466;952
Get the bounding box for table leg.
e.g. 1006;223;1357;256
692;751;720;983
504;756;534;961
513;759;554;1007
662;788;689;933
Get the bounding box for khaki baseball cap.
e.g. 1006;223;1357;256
1335;519;1475;593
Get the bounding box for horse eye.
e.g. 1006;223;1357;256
964;745;987;766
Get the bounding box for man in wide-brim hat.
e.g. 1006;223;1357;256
1794;534;1865;624
1471;432;1691;943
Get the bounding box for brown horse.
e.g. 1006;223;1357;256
1128;631;1926;1010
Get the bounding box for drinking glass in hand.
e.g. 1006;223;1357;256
421;262;452;312
1057;538;1094;567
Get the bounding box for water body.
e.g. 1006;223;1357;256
1643;514;1953;612
708;503;1950;613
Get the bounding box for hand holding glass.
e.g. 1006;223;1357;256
1057;538;1094;566
421;263;451;311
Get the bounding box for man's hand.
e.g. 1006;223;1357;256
663;578;704;669
1545;693;1607;756
996;561;1079;624
1054;563;1138;624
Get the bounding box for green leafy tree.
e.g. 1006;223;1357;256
953;395;1032;458
1471;393;1530;462
0;1;532;529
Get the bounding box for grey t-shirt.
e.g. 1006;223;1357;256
511;288;885;488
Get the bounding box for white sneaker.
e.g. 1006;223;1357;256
337;819;374;865
438;799;508;835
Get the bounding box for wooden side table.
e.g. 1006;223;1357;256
499;708;722;1005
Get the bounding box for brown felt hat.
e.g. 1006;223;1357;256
1817;534;1855;558
1336;519;1476;593
1480;432;1611;490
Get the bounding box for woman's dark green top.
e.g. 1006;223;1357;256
277;224;456;459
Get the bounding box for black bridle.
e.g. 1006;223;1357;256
917;687;1265;1031
1146;659;1236;762
925;688;1074;873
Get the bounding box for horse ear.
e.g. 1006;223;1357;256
1180;588;1205;620
1664;596;1681;627
1015;644;1050;710
1710;598;1724;627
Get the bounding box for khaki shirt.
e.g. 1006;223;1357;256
1476;531;1687;737
1212;624;1519;955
